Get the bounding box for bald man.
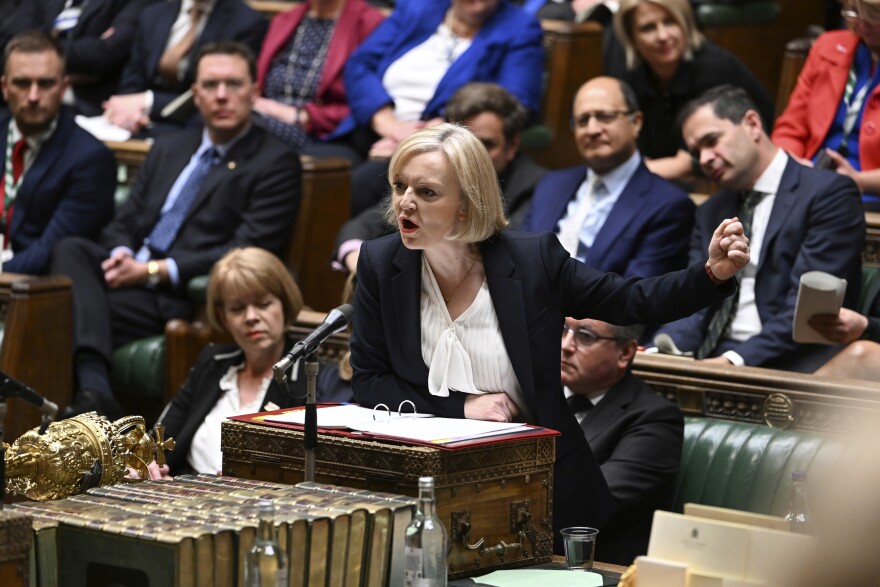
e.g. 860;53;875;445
522;76;694;279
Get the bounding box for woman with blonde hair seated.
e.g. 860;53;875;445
153;247;308;477
604;0;775;182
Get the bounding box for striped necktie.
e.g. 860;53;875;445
696;190;764;359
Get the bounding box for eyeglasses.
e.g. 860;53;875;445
561;324;618;348
841;8;880;24
197;78;249;93
572;110;634;128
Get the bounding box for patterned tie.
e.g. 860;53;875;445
2;139;26;240
567;394;594;414
157;5;206;84
696;190;765;359
558;176;604;258
147;147;218;256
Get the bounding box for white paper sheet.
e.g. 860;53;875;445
792;271;847;344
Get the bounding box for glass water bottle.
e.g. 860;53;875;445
404;476;448;587
244;499;289;587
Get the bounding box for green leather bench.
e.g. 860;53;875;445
675;417;846;515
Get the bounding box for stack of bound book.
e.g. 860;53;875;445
8;475;416;587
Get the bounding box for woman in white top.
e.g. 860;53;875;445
350;123;750;551
154;247;308;476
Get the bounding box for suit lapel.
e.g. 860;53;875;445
586;163;649;269
180;125;258;224
9;117;70;234
149;2;180;76
757;159;799;273
481;237;536;403
317;1;353;97
391;242;429;377
579;373;637;443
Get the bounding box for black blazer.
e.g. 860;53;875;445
578;372;683;566
157;339;307;474
99;124;301;294
351;231;734;550
117;0;267;121
43;0;159;114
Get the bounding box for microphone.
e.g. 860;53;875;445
0;371;59;434
273;304;354;381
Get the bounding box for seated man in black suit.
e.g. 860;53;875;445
102;0;266;135
0;30;116;274
333;82;546;273
562;317;683;566
7;0;160;115
52;40;301;419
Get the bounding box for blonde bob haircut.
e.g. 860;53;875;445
206;247;304;333
384;123;508;243
614;0;705;70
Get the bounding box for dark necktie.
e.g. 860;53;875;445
147;147;218;256
567;394;594;414
696;189;765;359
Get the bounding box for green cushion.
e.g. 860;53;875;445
111;335;166;399
676;417;845;515
696;2;780;27
188;275;210;304
521;124;553;153
859;266;880;315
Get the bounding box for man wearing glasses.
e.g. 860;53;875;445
561;317;683;567
52;41;301;419
522;76;694;279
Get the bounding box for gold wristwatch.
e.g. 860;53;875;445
146;260;161;286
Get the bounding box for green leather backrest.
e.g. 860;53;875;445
111;335;166;399
859;266;880;315
695;2;780;27
676;417;846;515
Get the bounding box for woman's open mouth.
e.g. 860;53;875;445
400;217;419;233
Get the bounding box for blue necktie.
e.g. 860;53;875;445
147;147;219;256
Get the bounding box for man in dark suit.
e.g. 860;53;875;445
562;317;683;565
657;85;865;372
102;0;266;135
38;0;160;115
0;31;116;274
334;82;546;273
52;40;301;418
522;77;694;279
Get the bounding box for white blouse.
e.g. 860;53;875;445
419;257;534;422
187;362;271;474
382;23;472;121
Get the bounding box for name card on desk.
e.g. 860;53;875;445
648;511;751;577
647;511;817;586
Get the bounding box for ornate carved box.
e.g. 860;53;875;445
221;418;556;579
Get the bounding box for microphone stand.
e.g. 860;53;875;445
273;351;321;483
303;354;319;483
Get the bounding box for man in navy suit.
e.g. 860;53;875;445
562;317;683;566
0;31;116;275
522;76;694;279
52;41;300;419
656;85;865;372
102;0;266;135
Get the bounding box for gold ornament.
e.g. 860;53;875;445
4;412;174;501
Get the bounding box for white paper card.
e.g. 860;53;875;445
648;511;750;578
634;556;688;587
792;271;847;344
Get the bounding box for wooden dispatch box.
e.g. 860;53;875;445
221;418;556;579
